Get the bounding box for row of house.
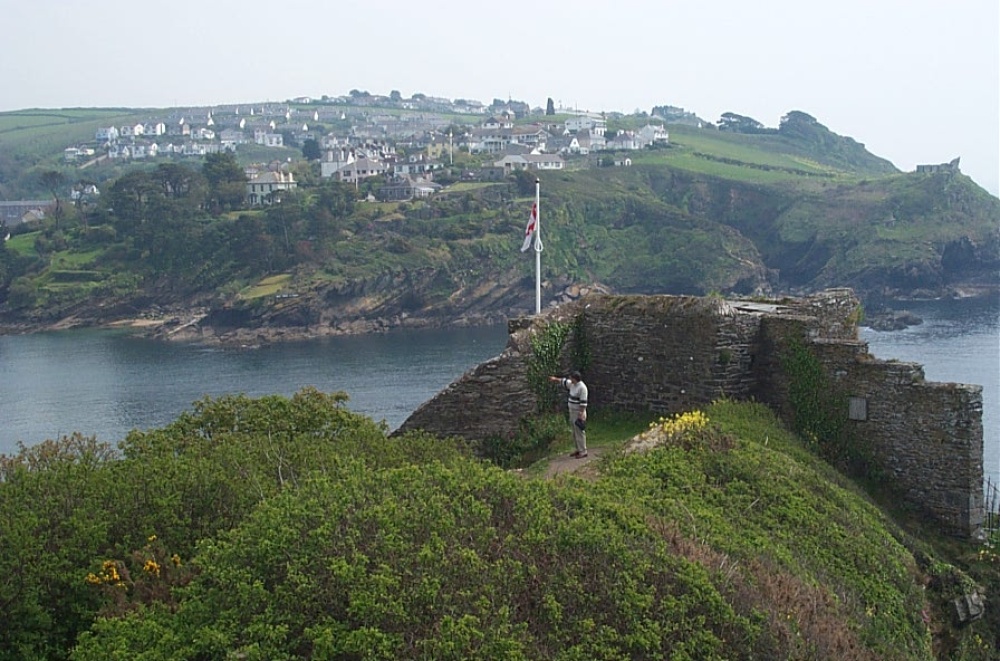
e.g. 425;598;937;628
76;114;297;163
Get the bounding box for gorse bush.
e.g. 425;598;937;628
479;413;563;469
73;460;760;660
1;392;994;659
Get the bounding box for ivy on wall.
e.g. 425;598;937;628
781;334;842;444
526;321;570;412
780;334;875;477
525;314;593;413
570;313;591;374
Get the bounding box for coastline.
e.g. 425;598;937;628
1;283;995;346
0;307;512;347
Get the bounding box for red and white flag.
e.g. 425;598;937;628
520;203;538;252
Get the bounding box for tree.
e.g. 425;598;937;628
717;112;772;134
153;163;206;204
202;151;244;188
389;90;403;102
301;138;322;161
511;169;537;196
546;97;555;115
39;170;66;222
106;170;160;228
202;152;247;213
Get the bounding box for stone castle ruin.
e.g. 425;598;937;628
916;157;961;174
398;289;984;538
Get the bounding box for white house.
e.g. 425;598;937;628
120;123;145;137
494;153;565;171
481;115;514;130
95;126;119;143
565;115;607;137
545;134;581;155
379;175;442;201
254;130;284;147
607;130;641;150
108;144;131;159
512;125;550;150
636;124;669;145
246;171;297;206
220;128;247;149
574;128;604;153
333;157;387;184
394;155;442;177
320;147;355;179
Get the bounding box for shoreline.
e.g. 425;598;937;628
1;284;996;346
0;308;512;347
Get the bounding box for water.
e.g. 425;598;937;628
1;298;997;482
859;295;1000;485
0;324;509;454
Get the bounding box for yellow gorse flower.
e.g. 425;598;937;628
86;559;125;587
649;410;710;438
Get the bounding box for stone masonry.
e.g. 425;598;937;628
397;288;984;537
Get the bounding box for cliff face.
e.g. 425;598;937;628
640;168;1000;299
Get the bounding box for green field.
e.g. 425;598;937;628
0;109;157;157
5;231;41;256
242;273;292;299
631;124;856;184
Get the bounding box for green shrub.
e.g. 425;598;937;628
480;414;564;469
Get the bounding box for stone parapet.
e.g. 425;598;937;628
396;289;984;537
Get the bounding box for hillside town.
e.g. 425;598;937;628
55;93;680;211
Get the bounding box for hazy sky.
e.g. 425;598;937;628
2;0;997;195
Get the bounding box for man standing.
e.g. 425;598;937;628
548;370;588;458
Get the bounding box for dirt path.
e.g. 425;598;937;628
541;446;607;480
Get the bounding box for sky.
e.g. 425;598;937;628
2;0;997;195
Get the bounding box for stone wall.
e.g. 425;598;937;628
753;314;984;536
397;289;984;537
573;295;762;412
400;318;539;442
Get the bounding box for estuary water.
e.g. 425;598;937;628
1;296;997;485
0;324;510;455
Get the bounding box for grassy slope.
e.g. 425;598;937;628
524;400;996;659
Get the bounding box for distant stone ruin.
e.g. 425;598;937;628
398;289;984;538
916;157;961;174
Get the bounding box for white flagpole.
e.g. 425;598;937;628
534;178;542;315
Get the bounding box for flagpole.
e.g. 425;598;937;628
534;178;542;315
